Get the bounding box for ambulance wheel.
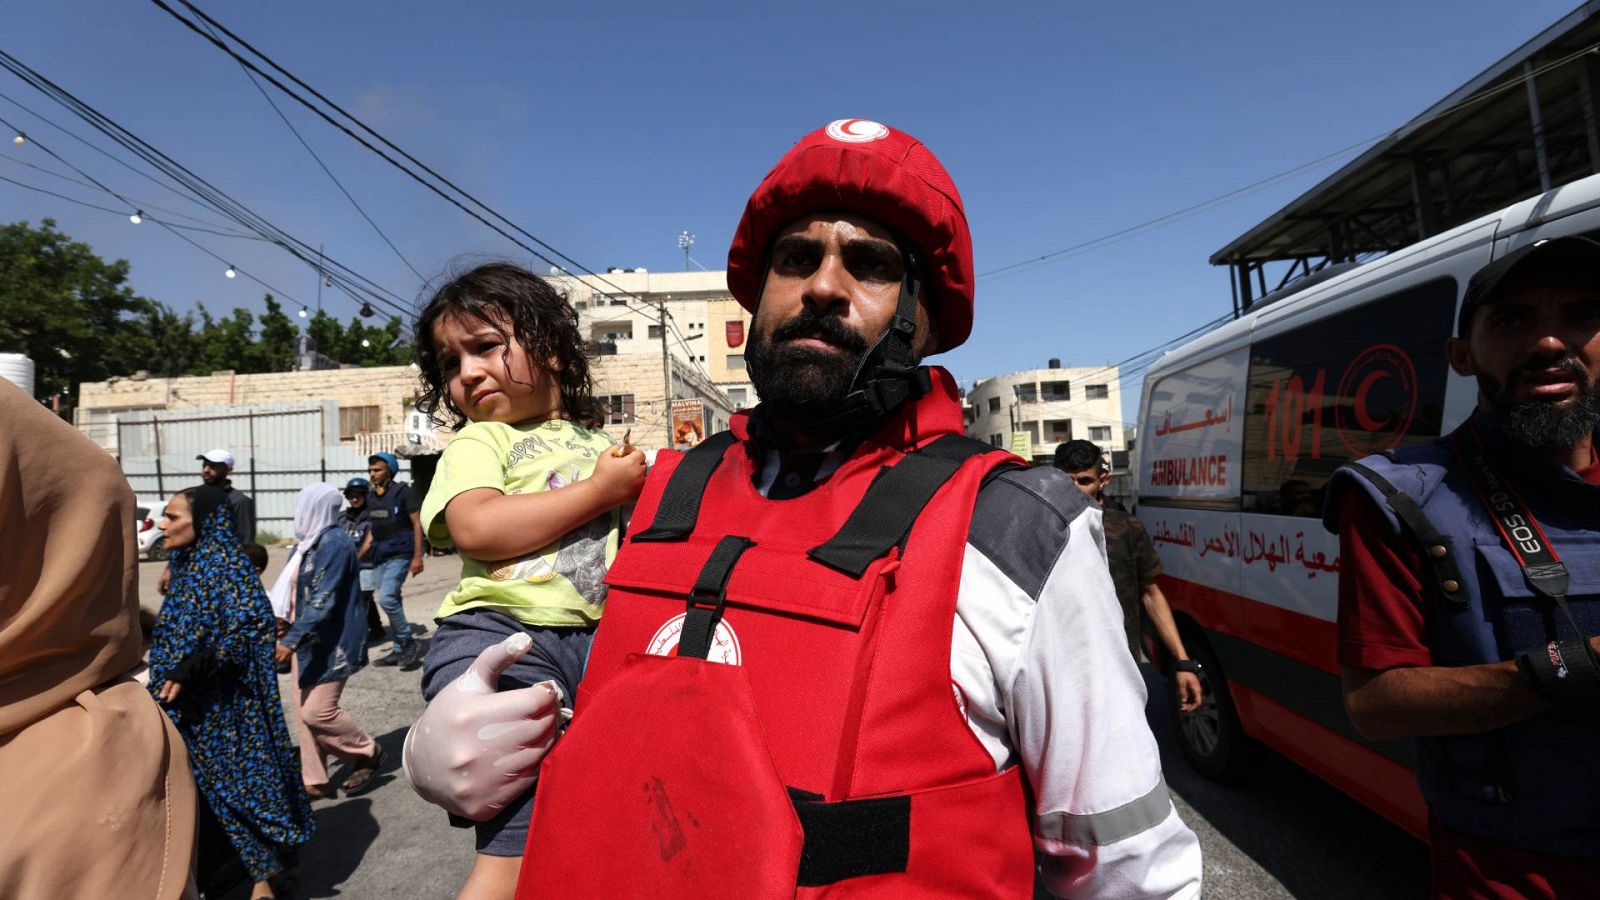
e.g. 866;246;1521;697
1171;635;1259;781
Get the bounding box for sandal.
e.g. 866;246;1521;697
305;783;336;801
341;744;385;795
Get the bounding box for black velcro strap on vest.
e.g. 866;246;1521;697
677;535;755;659
1516;639;1600;720
787;787;910;886
807;434;1001;578
632;431;737;542
1344;461;1467;609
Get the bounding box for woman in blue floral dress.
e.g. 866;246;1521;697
148;484;313;899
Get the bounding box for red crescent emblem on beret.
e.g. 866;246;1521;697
825;118;890;143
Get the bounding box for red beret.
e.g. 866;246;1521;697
727;119;974;352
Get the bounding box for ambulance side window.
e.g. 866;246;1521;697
1240;277;1457;516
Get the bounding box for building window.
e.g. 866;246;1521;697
648;324;664;339
602;394;636;425
1045;419;1072;442
987;396;1001;413
1041;380;1070;401
1240;277;1455;516
339;405;382;439
990;433;1003;447
1013;383;1037;402
593;321;633;342
727;354;746;370
1086;384;1109;400
1089;426;1112;441
727;388;748;406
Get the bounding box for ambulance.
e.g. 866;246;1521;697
1134;171;1600;837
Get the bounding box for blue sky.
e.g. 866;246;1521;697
2;1;1582;420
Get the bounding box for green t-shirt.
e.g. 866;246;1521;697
423;419;620;627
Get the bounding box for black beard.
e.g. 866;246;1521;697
1481;355;1600;452
746;308;871;423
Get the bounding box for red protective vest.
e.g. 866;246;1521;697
518;369;1035;899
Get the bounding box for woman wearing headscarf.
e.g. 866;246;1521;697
149;483;313;900
271;483;383;797
0;379;197;900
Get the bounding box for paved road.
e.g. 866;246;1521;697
141;553;1427;899
143;550;474;900
1147;674;1427;899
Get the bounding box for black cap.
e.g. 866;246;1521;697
1458;235;1600;337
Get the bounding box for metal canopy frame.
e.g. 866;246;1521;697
1215;2;1600;316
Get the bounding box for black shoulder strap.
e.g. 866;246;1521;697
1344;461;1467;609
1451;422;1586;636
631;430;738;542
807;434;1005;578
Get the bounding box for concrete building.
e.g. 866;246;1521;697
76;365;436;457
550;268;758;410
590;346;739;453
964;361;1125;465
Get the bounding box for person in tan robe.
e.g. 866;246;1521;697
0;378;197;899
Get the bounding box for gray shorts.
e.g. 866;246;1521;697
420;608;594;857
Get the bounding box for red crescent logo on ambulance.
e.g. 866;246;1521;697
825;118;890;143
1352;371;1393;431
1336;343;1418;456
646;613;743;666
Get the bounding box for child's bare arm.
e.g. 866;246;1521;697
445;447;646;561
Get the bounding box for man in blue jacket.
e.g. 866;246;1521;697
366;452;426;669
1327;237;1600;896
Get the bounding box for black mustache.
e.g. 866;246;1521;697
1510;354;1586;382
769;309;869;355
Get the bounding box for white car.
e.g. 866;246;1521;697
133;498;168;561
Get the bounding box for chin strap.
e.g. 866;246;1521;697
795;245;932;439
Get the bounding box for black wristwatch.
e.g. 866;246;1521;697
1174;659;1202;675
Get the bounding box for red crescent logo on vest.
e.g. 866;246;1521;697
1335;342;1419;456
646;613;743;665
825;118;890;143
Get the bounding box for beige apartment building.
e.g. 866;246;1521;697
550;268;759;410
964;361;1124;464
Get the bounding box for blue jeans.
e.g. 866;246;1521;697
373;556;414;646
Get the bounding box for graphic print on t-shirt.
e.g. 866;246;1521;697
483;465;612;605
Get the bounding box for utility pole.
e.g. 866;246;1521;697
659;295;673;447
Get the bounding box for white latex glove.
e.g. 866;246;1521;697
402;632;563;821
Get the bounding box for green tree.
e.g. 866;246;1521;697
131;301;202;378
192;304;265;374
0;219;155;401
304;310;411;366
0;219;408;402
258;295;298;372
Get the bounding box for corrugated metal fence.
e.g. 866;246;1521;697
116;402;412;540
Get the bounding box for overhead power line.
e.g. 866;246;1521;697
979;36;1600;283
0;110;316;307
191;14;426;282
0;86;238;226
0;170;264;240
0;50;415;322
0;150;262;237
152;0;719;329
